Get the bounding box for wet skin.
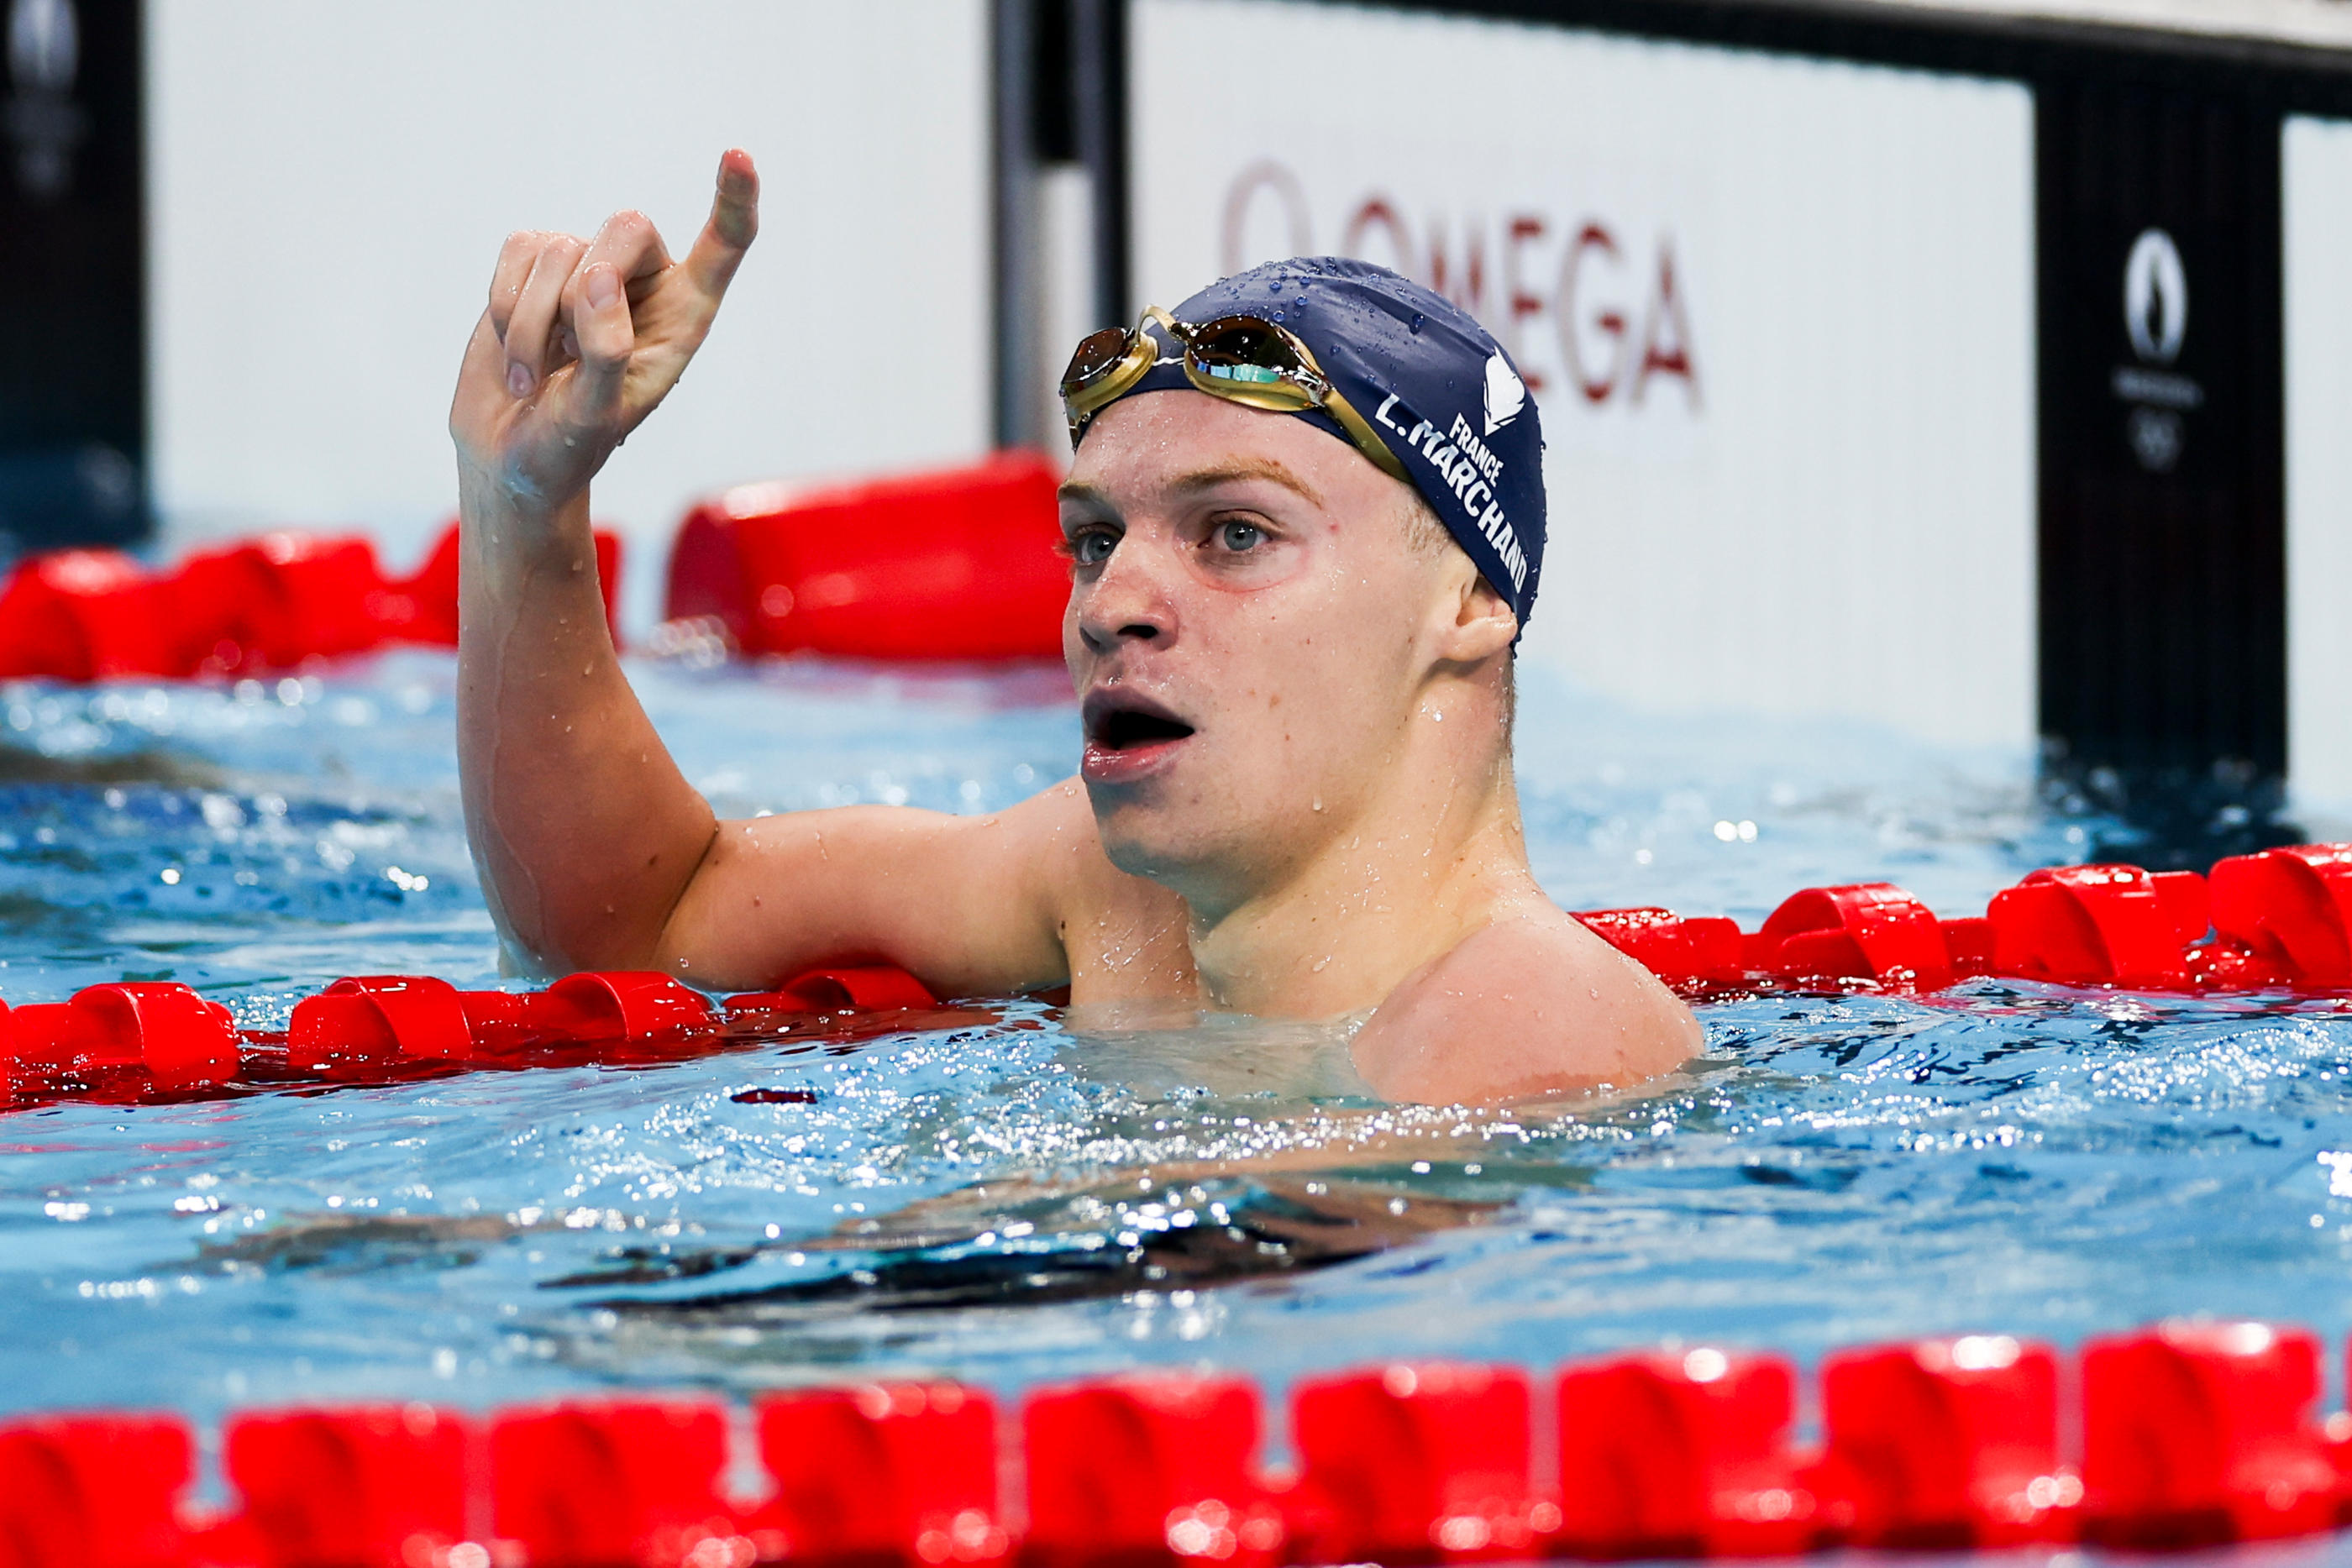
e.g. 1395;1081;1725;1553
449;150;1700;1106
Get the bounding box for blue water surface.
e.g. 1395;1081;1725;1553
3;651;2351;1457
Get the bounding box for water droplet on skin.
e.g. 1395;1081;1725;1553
1311;797;1324;811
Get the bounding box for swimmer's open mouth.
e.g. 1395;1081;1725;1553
1083;695;1195;751
1080;692;1195;784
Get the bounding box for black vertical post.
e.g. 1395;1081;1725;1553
2035;73;2291;861
0;0;145;552
992;0;1043;451
1071;0;1129;333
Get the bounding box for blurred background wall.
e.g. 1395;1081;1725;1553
2284;115;2352;817
11;0;2352;821
1135;0;2035;749
144;0;991;606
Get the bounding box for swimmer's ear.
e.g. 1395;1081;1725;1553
1432;563;1518;663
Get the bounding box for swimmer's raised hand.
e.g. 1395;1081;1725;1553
449;149;759;516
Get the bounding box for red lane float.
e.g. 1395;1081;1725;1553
726;965;941;1020
457;972;719;1056
174;534;396;669
0;1414;194;1568
0;982;238;1093
28;1321;2352;1568
1290;1363;1542;1563
287;976;476;1075
2081;1321;2339;1546
491;1403;738;1568
753;1383;1005;1567
664;454;1066;662
2211;843;2352;988
1814;1335;2070;1547
1022;1376;1284;1568
1746;883;1994;991
222;1405;473;1568
1555;1349;1816;1558
0;552;185;682
1987;864;2210;989
1568;909;1744;991
0;522;622;681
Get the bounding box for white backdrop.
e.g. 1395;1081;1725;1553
1132;0;2038;748
2284;116;2352;813
145;0;991;619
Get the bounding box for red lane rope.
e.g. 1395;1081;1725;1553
2;847;2348;1108
0;452;1059;679
0;523;621;680
1578;846;2352;999
3;1323;2349;1565
0;966;969;1109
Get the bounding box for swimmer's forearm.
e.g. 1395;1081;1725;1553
456;479;717;974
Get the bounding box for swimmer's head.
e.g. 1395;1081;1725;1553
1057;260;1536;915
1065;257;1546;629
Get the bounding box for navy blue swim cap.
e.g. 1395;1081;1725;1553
1085;256;1545;628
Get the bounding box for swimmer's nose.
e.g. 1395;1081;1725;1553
1075;541;1175;654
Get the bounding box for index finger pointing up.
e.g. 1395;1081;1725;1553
682;148;760;297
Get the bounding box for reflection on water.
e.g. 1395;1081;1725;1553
3;652;2352;1431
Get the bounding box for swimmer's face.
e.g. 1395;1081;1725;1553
1059;389;1504;911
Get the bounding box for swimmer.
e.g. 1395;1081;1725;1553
449;150;1699;1104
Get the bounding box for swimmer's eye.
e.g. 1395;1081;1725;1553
1062;527;1118;567
1214;520;1264;553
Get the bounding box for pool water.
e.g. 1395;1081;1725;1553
6;653;2352;1444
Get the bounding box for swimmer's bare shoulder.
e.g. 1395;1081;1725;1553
1350;910;1703;1105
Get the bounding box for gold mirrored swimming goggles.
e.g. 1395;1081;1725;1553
1058;305;1410;484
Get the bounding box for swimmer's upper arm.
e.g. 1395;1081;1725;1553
1352;914;1702;1105
651;780;1095;997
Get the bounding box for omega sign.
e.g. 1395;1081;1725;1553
1220;160;1700;414
2113;227;2201;472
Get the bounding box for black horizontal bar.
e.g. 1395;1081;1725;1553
1327;0;2352;109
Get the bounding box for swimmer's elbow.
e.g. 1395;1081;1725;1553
520;852;722;983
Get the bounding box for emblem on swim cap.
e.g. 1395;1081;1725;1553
1483;353;1526;436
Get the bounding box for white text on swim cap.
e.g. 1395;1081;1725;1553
1373;394;1529;592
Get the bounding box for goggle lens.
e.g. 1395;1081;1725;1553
1184;317;1303;380
1061;326;1136;396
